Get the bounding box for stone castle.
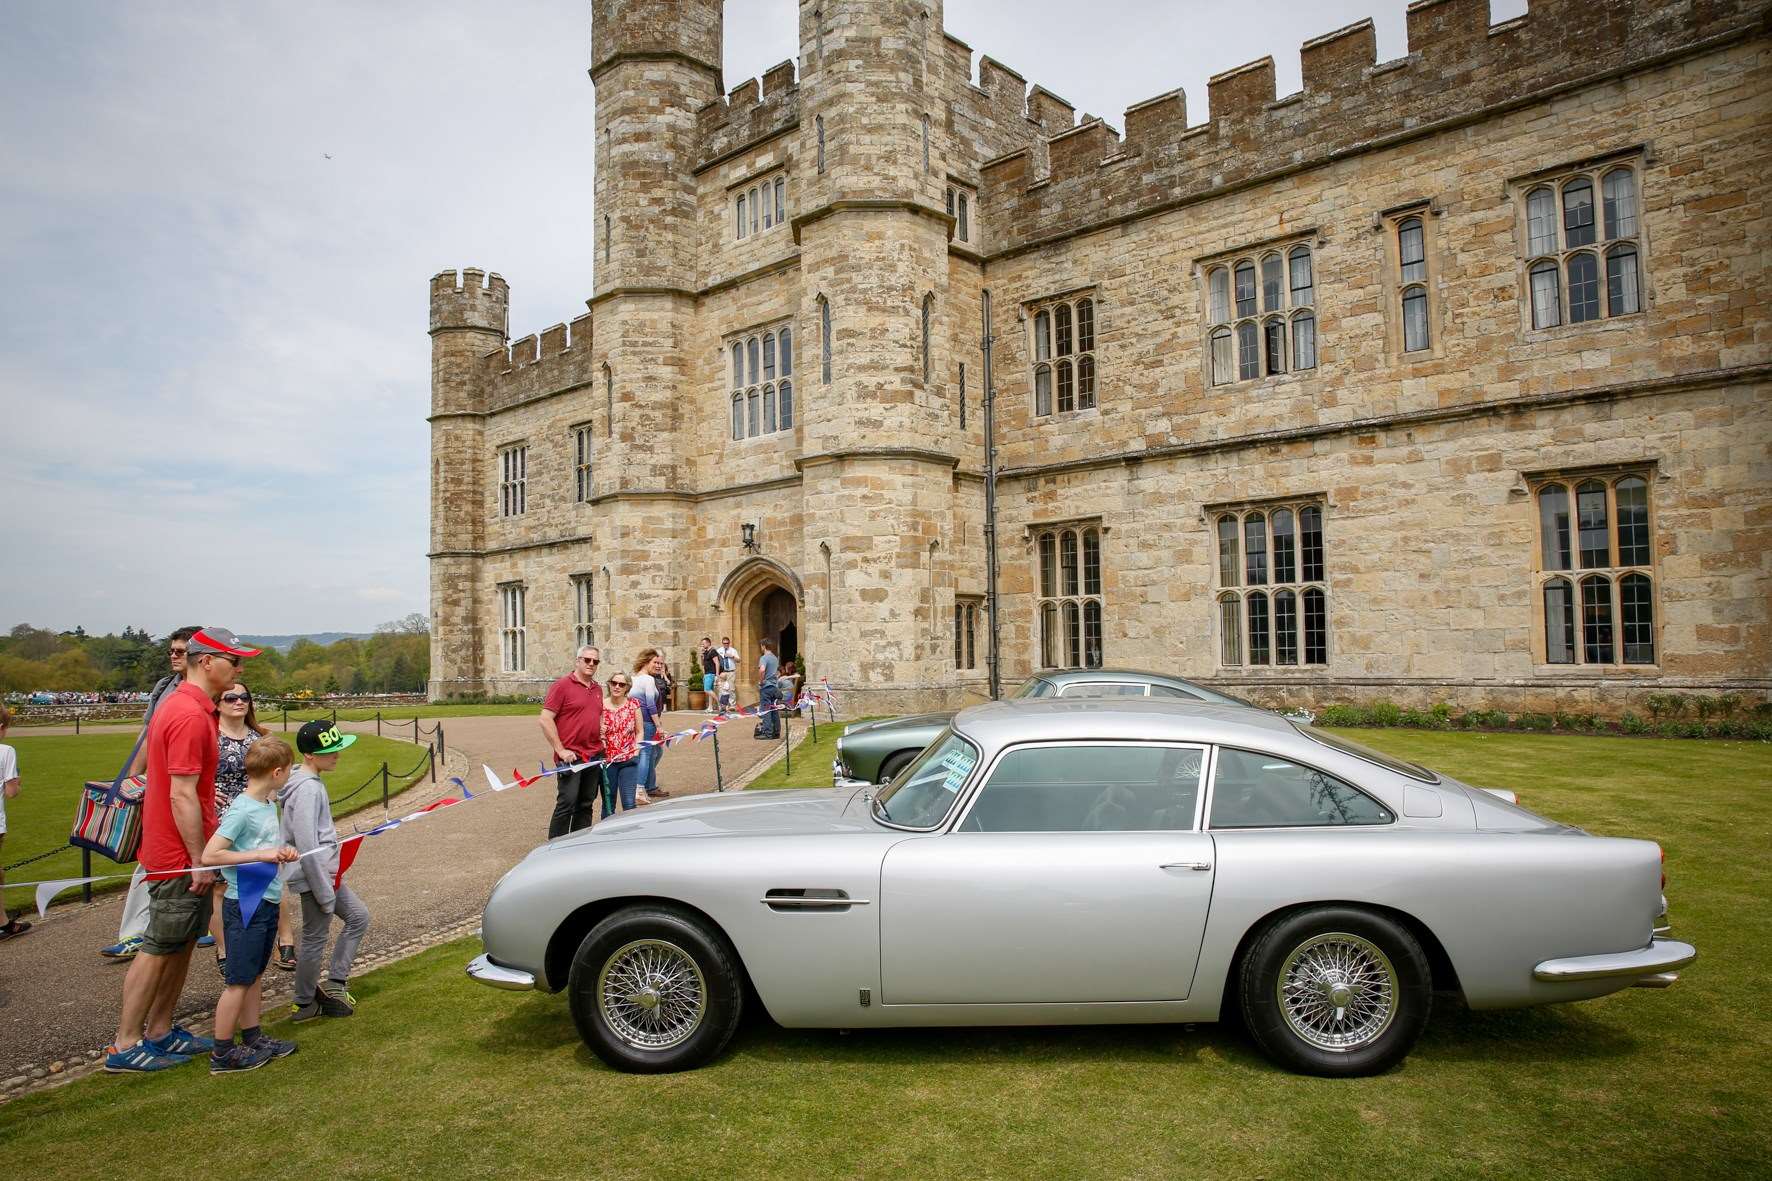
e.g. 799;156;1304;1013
429;0;1771;716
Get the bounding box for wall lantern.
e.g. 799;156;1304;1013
741;522;759;553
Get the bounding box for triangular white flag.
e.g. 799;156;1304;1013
36;877;99;917
484;764;510;793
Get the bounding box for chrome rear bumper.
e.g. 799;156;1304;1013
467;953;536;991
1533;937;1696;983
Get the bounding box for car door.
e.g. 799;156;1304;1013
878;741;1215;1005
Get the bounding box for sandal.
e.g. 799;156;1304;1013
274;944;297;972
215;951;227;977
0;919;31;941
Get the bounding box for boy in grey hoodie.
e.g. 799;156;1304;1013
280;721;371;1021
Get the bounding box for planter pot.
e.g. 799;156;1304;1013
688;690;708;710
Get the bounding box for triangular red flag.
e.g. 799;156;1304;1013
332;835;364;889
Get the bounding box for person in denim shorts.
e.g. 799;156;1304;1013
201;737;301;1072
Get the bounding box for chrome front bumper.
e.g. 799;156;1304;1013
467;952;536;991
1533;937;1696;984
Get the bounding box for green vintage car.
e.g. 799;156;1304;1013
832;668;1291;787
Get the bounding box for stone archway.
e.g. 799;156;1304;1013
716;557;803;696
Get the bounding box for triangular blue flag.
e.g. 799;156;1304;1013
451;775;474;800
235;861;278;927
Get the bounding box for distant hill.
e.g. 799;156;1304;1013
242;632;374;653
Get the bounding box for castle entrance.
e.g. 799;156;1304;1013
716;557;803;698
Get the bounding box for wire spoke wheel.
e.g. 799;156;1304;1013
1276;931;1398;1052
597;938;708;1051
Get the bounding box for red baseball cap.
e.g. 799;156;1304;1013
187;627;262;659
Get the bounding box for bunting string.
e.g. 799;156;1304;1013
3;685;841;917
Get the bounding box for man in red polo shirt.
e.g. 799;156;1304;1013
106;627;260;1073
540;644;605;838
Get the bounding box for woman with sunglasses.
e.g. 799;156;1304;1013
599;675;645;815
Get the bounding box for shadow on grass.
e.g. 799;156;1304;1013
482;986;1638;1075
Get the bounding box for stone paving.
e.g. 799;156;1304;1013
0;710;805;1096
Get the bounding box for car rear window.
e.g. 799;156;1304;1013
1294;725;1439;783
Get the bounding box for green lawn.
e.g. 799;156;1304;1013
744;713;879;790
1;730;1768;1177
1;731;438;893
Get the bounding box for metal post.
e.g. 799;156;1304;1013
783;706;791;775
282;706;289;732
428;745;437;783
82;848;92;903
381;763;390;811
376;711;382;737
75;710;81;736
412;717;420;744
711;727;725;793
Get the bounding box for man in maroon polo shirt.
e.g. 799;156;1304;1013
540;644;606;837
105;627;260;1073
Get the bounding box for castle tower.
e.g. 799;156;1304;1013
427;267;507;698
795;0;963;707
587;0;724;672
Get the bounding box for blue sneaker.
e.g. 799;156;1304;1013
254;1036;299;1060
209;1041;276;1075
99;936;143;961
104;1042;189;1073
196;934;216;948
147;1025;214;1056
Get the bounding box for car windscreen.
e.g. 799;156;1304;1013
1293;724;1439;783
871;730;980;829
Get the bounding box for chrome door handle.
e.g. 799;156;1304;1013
1159;862;1212;872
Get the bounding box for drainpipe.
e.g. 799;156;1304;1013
981;288;1002;700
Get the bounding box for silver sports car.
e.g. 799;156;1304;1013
469;699;1695;1077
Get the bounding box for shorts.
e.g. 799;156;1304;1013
703;673;715;693
221;896;278;986
141;874;214;956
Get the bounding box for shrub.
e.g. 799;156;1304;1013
1316;704;1368;727
1552;711;1595;732
1515;712;1555;731
1645;693;1688;721
1430;701;1455;724
1368;701;1403;727
1620;713;1650;735
1461;708;1510;730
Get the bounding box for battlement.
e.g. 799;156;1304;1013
695;59;800;171
982;0;1770;252
589;0;721;79
429;268;508;335
477;309;599;413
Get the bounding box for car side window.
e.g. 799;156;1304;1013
1208;747;1393;828
960;744;1205;833
1059;682;1146;698
1149;684;1204;700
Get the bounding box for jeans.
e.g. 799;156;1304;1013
756;681;782;739
639;717;660;796
295;885;369;1004
606;758;642;811
548;765;604;838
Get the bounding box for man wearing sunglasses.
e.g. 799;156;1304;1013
107;626;262;1073
100;624;203;962
540;645;607;838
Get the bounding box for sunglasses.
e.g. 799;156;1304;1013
221;692;252;704
578;657;600;664
169;647;188;657
610;680;630;689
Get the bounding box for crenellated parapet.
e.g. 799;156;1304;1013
477;310;598;414
695;59;800;171
981;0;1770;253
429;267;508;336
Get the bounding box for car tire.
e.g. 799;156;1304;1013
567;905;744;1073
877;750;917;785
1238;906;1431;1078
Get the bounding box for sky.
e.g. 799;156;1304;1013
0;0;1526;638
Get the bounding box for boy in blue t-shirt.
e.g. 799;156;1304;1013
201;737;301;1073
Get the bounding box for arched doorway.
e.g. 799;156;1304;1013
716;558;803;696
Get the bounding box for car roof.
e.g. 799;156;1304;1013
1027;668;1253;705
952;697;1298;752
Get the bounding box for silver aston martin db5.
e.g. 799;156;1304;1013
469;699;1695;1076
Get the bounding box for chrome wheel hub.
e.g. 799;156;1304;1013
596;939;707;1051
1277;932;1398;1053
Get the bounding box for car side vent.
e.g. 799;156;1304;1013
761;888;869;912
859;988;871;1007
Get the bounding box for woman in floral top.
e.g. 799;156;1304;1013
600;674;644;815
